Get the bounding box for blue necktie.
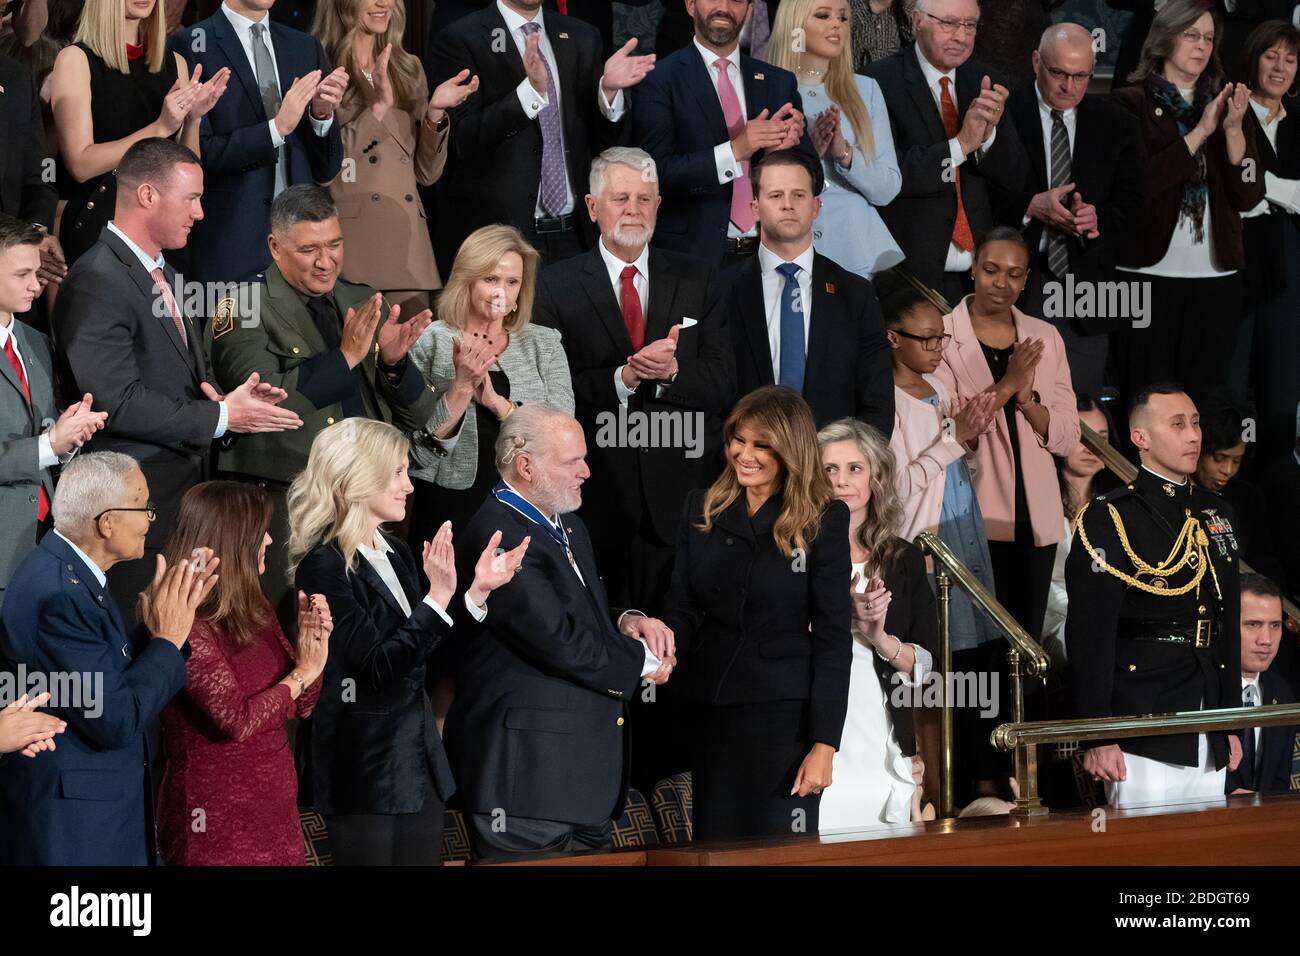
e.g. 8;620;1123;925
776;261;805;391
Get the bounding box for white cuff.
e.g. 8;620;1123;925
38;432;58;470
464;591;488;622
517;77;548;119
895;644;934;688
422;594;453;627
975;125;997;158
948;136;967;169
310;113;334;137
599;83;625;121
614;367;637;404
714;141;744;186
214;401;229;438
268;119;285;149
639;643;663;677
1264;171;1300;214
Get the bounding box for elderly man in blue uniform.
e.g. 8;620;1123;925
1066;383;1244;810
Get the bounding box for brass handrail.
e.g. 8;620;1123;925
915;533;1048;672
993;703;1300;750
1079;422;1300;629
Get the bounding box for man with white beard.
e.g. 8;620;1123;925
443;404;675;858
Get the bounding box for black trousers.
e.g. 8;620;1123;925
951;639;1012;803
689;699;820;841
988;537;1056;644
520;223;584;266
1020;264;1111;401
469;813;613;859
326;788;445;866
1116;272;1243;407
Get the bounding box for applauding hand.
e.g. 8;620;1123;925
467;529;531;608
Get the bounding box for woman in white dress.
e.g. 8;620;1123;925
817;419;937;830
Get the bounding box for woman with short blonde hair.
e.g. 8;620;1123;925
50;0;227;264
406;224;573;554
664;386;853;839
289;418;526;865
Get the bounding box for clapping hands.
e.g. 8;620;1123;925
623;614;675;684
0;693;65;758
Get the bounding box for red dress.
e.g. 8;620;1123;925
157;607;321;866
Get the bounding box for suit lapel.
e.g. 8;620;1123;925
42;534;125;638
488;6;528;87
683;46;729;145
103;231;200;381
903;46;947;144
740;54;767;121
266;265;329;355
806;255;836;398
645;249;678;343
271;23;300;119
736;258;774;386
1015;88;1047;186
7;324;46;428
213;14;267;120
581;247;633;354
355;548;410;619
0;333;30;422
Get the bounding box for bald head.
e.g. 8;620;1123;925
1034;22;1096;111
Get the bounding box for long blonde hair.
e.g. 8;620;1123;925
286;418;411;580
700;386;832;557
314;0;425;114
767;0;875;157
437;224;540;335
75;0;167;73
817;418;906;577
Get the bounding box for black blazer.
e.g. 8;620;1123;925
864;45;1030;288
725;251;894;435
295;531;455;815
630;42;822;266
1111;82;1264;270
443;496;645;826
993;90;1147;331
425;5;623;266
664;491;853;749
533;244;735;545
1227;668;1297;794
1242;105;1300;306
874;539;940;756
53;228;221;543
0;52;57;228
169;14;344;283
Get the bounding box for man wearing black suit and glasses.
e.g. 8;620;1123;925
425;0;656;267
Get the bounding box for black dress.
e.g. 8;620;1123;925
57;43;177;266
408;369;510;548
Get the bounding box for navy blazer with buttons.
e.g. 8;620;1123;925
663;490;853;749
1227;667;1297;795
631;42;822;267
0;532;188;865
169;13;344;284
294;530;455;815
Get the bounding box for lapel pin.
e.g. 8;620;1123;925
558;32;569;39
754;73;765;81
825;283;836;294
1154;107;1163;117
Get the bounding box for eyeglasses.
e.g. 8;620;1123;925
1043;64;1094;84
95;501;157;522
891;329;952;352
1180;29;1215;46
922;11;979;36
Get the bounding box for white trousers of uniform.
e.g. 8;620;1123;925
1105;732;1226;810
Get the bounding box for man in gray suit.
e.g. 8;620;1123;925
0;215;105;606
54;139;303;629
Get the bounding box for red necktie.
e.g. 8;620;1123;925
151;267;187;346
556;0;567;13
939;77;974;253
620;265;645;352
4;335;50;521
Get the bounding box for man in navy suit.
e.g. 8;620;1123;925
0;452;217;865
631;0;821;267
445;405;674;857
1228;573;1297;795
171;0;347;283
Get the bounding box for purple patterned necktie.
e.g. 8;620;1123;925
749;0;771;61
521;21;569;217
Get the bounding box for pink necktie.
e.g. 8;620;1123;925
713;58;755;234
150;267;187;346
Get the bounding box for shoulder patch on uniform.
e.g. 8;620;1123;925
1096;484;1135;503
211;297;236;339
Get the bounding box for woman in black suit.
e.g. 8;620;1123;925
287;418;526;865
663;386;852;840
1237;20;1300;465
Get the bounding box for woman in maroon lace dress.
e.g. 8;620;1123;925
156;481;332;866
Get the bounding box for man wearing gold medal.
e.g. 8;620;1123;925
1066;383;1243;809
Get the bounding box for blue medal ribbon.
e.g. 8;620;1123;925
492;482;573;561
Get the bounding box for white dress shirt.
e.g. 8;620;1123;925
758;240;816;375
357;533;468;627
497;0;625;220
916;51;996;272
220;2;333;200
597;236;651;404
0;317;59;469
106;221;228;437
1241;675;1262;759
53;530;107;588
1027;83;1077;252
694;38;758;239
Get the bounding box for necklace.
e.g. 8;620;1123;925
797;64;828;80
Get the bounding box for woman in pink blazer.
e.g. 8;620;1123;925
934;227;1080;644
